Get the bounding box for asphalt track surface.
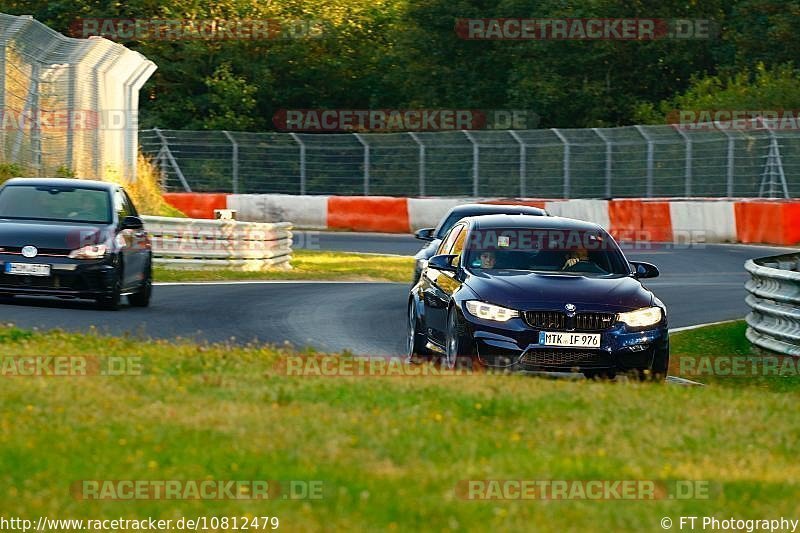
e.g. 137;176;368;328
0;231;794;356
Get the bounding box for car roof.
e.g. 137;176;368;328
2;177;117;191
448;203;547;216
466;214;605;232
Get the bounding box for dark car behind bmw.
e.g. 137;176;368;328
412;203;548;284
0;178;152;310
408;214;669;380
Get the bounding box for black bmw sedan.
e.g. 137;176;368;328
0;178;152;310
408;214;669;380
412;203;548;284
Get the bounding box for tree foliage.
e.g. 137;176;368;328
2;0;799;130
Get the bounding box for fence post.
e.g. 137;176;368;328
634;125;655;197
757;118;790;199
289;133;306;195
462;130;479;197
408;132;426;196
353;133;370;195
674;128;693;197
552;128;571;199
154;128;192;192
714;122;736;198
222;131;239;194
156;145;168;187
508;130;527;197
592;128;612;198
65;46;84;179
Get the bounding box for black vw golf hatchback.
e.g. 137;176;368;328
0;178;152;310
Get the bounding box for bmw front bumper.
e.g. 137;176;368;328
461;311;669;373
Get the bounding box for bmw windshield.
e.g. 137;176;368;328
0;185;112;224
464;227;630;277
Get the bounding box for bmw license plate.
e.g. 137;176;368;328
539;331;600;348
5;263;51;276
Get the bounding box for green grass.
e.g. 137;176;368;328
154;249;414;283
0;323;799;531
670;320;800;391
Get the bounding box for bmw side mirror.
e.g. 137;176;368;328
121;215;144;230
428;254;458;272
415;227;436;241
631;261;659;279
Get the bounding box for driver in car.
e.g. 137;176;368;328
562;248;590;270
478;251;496;269
67;194;102;220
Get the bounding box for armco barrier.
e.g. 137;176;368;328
745;254;800;356
160;193;800;246
141;216;292;270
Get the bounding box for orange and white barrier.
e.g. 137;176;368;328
162;193;227;220
162;193;800;246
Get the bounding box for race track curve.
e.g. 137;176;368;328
0;236;793;356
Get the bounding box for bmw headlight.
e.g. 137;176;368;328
465;300;519;322
617;307;662;328
68;244;107;259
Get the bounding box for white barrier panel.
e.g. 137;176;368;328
669;201;737;242
228;194;328;229
407;198;468;231
544;200;610;229
142;216;292;270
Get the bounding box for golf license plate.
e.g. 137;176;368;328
539;331;600;348
5;263;51;276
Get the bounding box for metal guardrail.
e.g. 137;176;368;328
141;216;292;270
744;253;800;356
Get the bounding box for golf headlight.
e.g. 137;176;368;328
618;307;662;328
465;300;519;322
68;244;107;259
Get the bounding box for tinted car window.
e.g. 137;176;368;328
437;224;465;255
465;227;629;276
0;185;111;224
114;189;134;220
451;226;468;259
123;190;139;216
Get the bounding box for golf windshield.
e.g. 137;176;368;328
465;227;630;276
0;185;112;224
